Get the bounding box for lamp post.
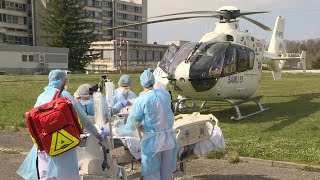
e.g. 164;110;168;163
125;40;129;72
119;33;122;73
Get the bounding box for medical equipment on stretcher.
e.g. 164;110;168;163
79;112;219;180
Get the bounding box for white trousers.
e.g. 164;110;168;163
143;149;174;180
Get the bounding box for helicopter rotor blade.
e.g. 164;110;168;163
143;11;219;20
239;11;269;17
240;16;272;31
144;11;269;20
101;15;219;31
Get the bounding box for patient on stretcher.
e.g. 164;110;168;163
80;112;226;167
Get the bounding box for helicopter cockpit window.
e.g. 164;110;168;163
237;48;249;72
189;42;229;79
237;47;255;72
164;42;198;76
223;45;237;75
190;42;230;79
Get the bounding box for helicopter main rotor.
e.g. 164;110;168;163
103;6;272;32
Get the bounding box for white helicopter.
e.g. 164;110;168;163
109;6;306;120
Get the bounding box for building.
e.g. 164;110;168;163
0;0;34;46
35;0;147;45
0;44;68;74
82;0;147;44
164;40;190;47
86;40;168;73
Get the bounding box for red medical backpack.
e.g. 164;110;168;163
25;91;83;156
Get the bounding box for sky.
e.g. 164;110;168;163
146;0;320;44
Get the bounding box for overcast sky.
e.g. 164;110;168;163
146;0;320;44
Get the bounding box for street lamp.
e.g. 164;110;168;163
125;40;129;72
119;33;122;73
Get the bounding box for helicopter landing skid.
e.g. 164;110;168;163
224;96;270;121
174;98;207;115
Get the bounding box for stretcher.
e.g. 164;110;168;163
79;112;218;180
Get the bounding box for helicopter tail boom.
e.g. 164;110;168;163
263;16;306;81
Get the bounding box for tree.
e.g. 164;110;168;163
311;57;320;69
41;0;98;70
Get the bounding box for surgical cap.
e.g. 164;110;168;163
48;69;67;87
118;75;132;86
74;84;91;98
140;69;155;88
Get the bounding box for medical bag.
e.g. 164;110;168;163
24;91;83;156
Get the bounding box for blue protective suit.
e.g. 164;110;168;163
17;86;99;179
113;88;137;112
80;95;122;117
120;89;178;176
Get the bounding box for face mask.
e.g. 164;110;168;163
80;100;90;105
121;88;129;95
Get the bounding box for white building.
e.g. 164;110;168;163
86;40;168;73
0;44;68;74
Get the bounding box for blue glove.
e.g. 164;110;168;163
97;127;110;142
101;160;108;171
121;100;131;107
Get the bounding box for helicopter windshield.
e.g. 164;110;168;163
159;44;179;74
189;42;230;79
159;42;198;77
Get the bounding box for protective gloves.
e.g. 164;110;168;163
121;100;131;107
97;127;110;143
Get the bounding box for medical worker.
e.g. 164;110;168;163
74;84;123;118
120;69;179;180
113;75;137;112
17;70;105;180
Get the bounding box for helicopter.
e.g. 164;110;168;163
107;6;306;120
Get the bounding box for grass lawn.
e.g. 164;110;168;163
0;72;319;165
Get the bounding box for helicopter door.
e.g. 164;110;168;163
233;47;255;93
158;44;179;73
154;44;179;88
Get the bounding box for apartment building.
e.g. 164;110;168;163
83;0;147;44
0;0;34;46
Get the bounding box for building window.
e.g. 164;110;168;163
7;35;15;44
116;13;126;19
5;1;15;10
94;0;101;8
117;3;126;10
29;55;34;61
103;1;112;8
103;20;112;26
87;0;93;7
103;11;112;17
135;15;142;21
135;7;142;13
94;11;102;19
0;33;4;43
7;15;18;24
95;23;102;30
22;55;28;62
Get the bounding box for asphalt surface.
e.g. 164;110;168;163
1;129;320;180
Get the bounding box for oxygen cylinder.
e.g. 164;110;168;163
93;92;105;125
